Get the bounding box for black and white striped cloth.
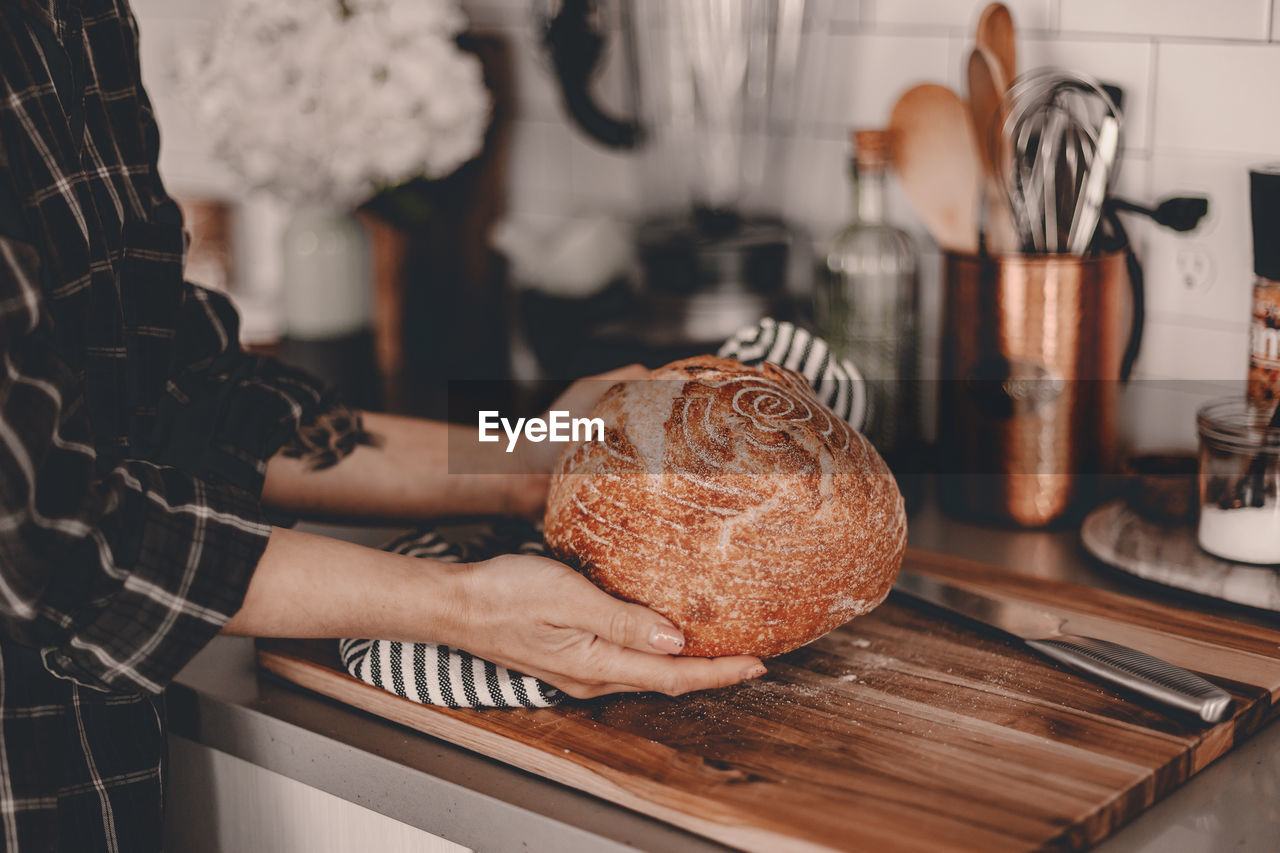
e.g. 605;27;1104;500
340;317;870;709
718;317;869;431
339;521;562;708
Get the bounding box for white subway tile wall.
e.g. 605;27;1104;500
1154;43;1280;156
1134;318;1252;382
1015;37;1153;152
131;0;1280;446
822;33;957;131
1060;0;1271;41
868;0;1053;32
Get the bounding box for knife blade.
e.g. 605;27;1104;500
894;571;1233;723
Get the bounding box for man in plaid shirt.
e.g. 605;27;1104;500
0;1;763;848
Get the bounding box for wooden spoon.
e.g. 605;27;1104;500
887;84;980;253
967;46;1006;180
967;46;1018;252
976;3;1016;87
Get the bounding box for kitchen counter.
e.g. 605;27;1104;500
168;499;1280;852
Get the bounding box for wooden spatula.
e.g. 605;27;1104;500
967;46;1006;178
967;46;1018;252
976;3;1016;87
888;84;981;254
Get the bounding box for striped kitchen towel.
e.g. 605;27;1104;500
339;520;562;708
718;317;869;431
340;317;870;708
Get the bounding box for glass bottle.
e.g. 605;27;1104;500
816;129;920;465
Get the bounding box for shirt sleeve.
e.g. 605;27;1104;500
119;2;369;496
0;1;368;694
0;233;273;694
146;279;359;496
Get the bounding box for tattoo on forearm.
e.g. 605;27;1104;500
281;406;380;470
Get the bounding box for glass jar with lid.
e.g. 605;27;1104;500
1196;398;1280;564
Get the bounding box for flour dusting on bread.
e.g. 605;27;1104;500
544;356;907;658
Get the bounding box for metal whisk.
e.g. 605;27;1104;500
998;69;1122;255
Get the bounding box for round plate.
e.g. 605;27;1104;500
1081;500;1280;612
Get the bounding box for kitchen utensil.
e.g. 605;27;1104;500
937;251;1129;526
888;84;981;253
966;46;1017;253
539;0;814;357
682;0;749;210
542;0;641;148
1067;113;1118;253
895;571;1233;722
999;69;1122;253
772;0;805;113
976;2;1016;87
967;47;1007;179
544;0;811;213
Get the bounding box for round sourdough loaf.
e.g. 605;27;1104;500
543;355;907;658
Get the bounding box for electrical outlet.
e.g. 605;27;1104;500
1144;153;1254;327
1173;245;1214;293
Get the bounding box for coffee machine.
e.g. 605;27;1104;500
538;0;808;357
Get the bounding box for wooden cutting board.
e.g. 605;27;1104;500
258;548;1280;852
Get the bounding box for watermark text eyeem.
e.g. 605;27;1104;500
478;411;604;453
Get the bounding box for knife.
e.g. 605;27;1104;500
894;571;1234;723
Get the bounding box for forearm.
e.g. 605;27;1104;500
221;526;466;641
222;527;762;699
260;411;548;521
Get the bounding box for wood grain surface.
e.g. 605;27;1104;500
258;547;1280;853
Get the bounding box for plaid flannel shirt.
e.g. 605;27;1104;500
0;1;355;848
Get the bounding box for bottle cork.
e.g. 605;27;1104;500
852;129;892;171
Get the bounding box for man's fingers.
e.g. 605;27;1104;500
553;571;687;654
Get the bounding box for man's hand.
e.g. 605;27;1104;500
452;553;765;699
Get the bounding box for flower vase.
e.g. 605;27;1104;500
356;209;412;382
280;206;372;340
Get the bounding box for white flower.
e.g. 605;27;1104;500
178;0;491;206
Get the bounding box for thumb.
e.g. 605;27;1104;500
561;575;687;655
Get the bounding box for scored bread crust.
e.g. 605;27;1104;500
543;355;907;658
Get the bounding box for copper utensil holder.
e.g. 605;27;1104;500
938;251;1129;526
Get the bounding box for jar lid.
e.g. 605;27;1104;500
1251;164;1280;281
1197;397;1280;455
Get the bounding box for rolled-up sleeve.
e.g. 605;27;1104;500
0;234;329;694
149;280;348;496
